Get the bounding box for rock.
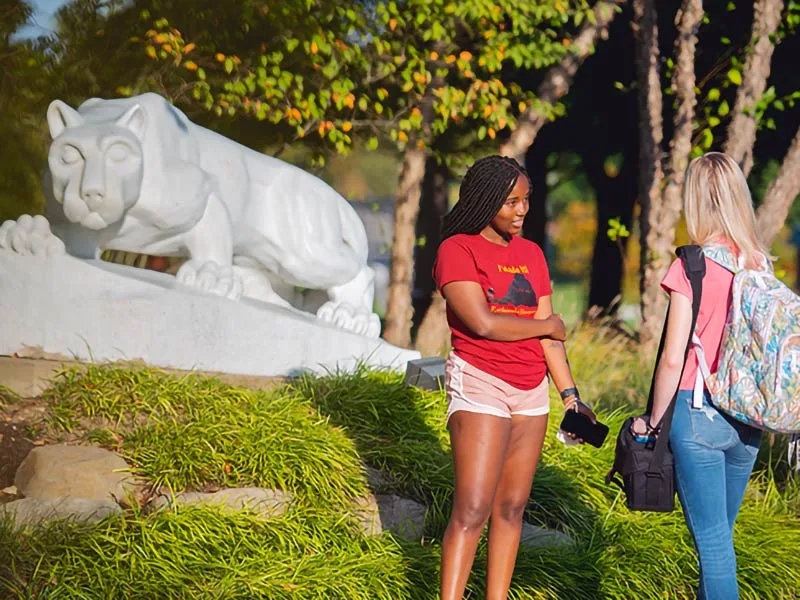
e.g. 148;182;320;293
353;494;426;540
363;464;392;492
149;487;292;518
15;445;135;502
519;522;573;549
0;497;121;529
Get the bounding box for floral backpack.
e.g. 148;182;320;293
691;244;800;445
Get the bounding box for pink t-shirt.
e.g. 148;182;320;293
661;256;733;390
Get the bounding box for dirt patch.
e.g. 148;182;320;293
0;398;53;489
0;420;35;490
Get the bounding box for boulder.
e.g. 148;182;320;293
149;487;292;518
15;445;135;502
520;522;573;549
353;494;426;540
0;497;120;529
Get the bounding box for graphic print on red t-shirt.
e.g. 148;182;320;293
488;271;538;315
433;233;552;390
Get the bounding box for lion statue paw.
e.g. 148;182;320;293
176;260;243;300
0;215;66;257
317;301;381;339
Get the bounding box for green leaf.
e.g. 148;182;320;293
477;125;487;140
727;69;742;86
708;116;721;127
286;38;300;52
702;128;713;149
707;88;720;101
718;100;730;116
224;58;234;74
366;137;379;151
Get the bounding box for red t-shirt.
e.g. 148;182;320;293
433;233;553;390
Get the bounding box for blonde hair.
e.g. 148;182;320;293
682;152;770;269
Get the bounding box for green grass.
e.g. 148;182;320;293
551;280;587;327
42;365;367;507
1;323;798;599
0;384;19;407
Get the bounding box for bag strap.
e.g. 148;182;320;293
647;244;705;472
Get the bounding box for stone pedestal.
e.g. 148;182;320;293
0;253;419;378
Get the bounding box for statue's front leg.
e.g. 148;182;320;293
176;189;242;300
0;214;66;256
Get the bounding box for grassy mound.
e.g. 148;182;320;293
1;322;798;599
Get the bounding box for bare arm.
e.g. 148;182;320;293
440;280;566;342
536;296;595;423
649;291;693;426
535;296;576;393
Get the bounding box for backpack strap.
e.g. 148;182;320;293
647;244;706;472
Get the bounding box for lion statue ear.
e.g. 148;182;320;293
116;104;147;140
47;100;84;139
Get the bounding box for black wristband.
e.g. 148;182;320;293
560;387;579;401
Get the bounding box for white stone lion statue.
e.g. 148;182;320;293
0;93;380;338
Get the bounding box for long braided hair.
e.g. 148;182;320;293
441;155;529;240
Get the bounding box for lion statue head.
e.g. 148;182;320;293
46;99;145;230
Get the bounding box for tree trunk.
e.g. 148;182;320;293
414;291;450;357
500;0;624;164
522;140;549;248
651;0;703;274
756;125;800;246
723;0;784;177
586;152;638;312
633;0;666;351
382;146;427;348
411;157;449;330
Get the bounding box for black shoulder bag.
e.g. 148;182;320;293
605;245;705;512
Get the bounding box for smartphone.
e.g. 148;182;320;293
559;409;609;448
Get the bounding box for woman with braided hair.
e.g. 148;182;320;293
433;155;594;599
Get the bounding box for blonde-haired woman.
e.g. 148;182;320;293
632;152;766;599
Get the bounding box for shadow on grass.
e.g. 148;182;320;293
294;370;604;599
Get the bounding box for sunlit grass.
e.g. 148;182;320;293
1;323;798;599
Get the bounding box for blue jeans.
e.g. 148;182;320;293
669;390;762;600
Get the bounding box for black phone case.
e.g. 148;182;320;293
559;410;609;448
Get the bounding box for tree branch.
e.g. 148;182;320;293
499;0;625;163
723;0;784;177
756;125;800;246
661;0;704;229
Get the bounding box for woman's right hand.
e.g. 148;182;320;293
544;314;567;341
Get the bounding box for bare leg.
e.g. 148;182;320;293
486;414;549;600
440;412;511;600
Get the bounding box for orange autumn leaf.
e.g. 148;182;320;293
310;41;319;54
459;51;472;61
215;53;225;62
389;18;397;30
342;121;353;132
183;61;198;71
182;43;196;54
487;128;496;139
